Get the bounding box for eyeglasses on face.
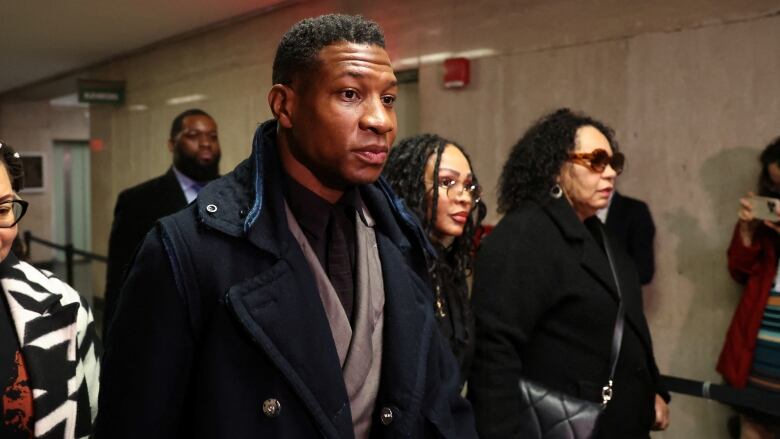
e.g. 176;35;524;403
568;149;625;175
0;199;28;228
436;177;482;204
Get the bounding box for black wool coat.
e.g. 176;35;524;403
103;168;187;339
96;120;476;439
468;196;669;439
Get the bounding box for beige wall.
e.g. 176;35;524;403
3;0;778;437
419;9;780;436
0;101;90;261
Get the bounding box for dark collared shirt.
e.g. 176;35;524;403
283;174;361;322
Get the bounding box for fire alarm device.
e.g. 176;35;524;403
443;57;470;89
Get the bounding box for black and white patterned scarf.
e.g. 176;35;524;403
1;255;100;438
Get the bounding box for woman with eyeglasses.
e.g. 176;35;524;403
383;134;486;388
0;141;99;438
718;136;780;439
467;109;670;439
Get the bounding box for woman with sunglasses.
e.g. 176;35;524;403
383;134;486;388
0;141;99;438
468;109;669;438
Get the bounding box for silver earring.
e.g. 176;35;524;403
550;184;563;199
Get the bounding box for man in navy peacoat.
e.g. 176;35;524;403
97;14;476;439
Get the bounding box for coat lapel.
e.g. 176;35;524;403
542;197;619;301
373;231;434;436
224;241;353;439
160;167;188;209
541;198;657;352
0;258;76;350
361;184;435;436
221;138;353;438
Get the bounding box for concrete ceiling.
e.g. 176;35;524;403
0;0;295;96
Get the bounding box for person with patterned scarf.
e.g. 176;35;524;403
0;141;100;439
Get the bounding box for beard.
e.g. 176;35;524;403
173;149;220;182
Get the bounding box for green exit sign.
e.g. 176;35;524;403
78;79;125;105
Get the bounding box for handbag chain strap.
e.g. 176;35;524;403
598;224;626;407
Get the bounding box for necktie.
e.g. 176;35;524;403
327;206;354;324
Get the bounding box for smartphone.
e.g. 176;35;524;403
748;195;780;221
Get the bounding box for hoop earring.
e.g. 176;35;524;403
550;184;563;199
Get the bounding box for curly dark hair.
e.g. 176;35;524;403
0;141;24;192
758;135;780;197
383;134;486;280
498;108;618;213
272;14;385;85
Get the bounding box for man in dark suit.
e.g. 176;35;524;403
97;14;476;439
102;108;221;339
599;190;656;285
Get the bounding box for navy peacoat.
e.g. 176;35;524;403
96;121;476;439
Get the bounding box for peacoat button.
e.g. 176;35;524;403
262;398;281;418
206;204;218;214
380;406;393;426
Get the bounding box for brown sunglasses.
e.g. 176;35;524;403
568;149;625;175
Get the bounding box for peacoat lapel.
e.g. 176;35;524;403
361;183;436;436
542;197;619;302
223;198;354;439
206;124;354;439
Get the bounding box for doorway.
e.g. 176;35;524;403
52;140;92;298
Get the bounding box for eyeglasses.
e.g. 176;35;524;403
568;149;625;175
0;199;28;228
436;177;482;204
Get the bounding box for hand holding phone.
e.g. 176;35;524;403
747;195;780;221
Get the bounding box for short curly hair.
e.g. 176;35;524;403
0;141;24;192
498;108;618;213
383;133;486;277
758;135;780;197
272;14;385;85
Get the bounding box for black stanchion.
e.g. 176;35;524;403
23;230;31;260
65;243;75;286
21;232;107;287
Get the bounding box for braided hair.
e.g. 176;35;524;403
383;134;486;281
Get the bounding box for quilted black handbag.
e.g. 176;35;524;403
516;225;626;439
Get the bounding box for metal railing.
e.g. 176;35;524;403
23;231;107;286
18;231;779;421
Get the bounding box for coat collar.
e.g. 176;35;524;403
541;196;619;301
194;120;435;263
0;253;67;343
195;121;287;258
